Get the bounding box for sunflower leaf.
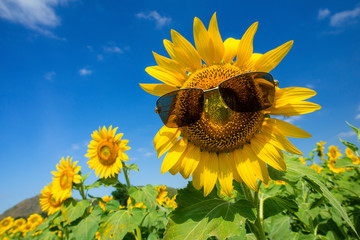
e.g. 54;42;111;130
284;154;359;238
163;183;255;240
339;138;358;153
62;199;90;225
346;121;359;141
124;163;139;171
335;157;356;168
263;196;299;219
70;205;102;240
129;184;157;209
99;208;143;239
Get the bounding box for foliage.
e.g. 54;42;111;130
1;123;360;239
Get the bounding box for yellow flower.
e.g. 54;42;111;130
20;222;34;234
86;126;131;179
299;157;306;164
274;180;287;185
95;231;101;240
140;13;320;196
310;164;323;174
127;198;146;210
51;156;81;201
99;195;114;211
0;216;14;233
165;195;178;210
345;148;360;164
316;141;326;160
328;160;346;174
327;145;342;161
11;218;26;233
39;183;64;215
27;213;43;228
155;185;168;205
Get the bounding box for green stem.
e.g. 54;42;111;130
135;227;142;240
124;166;131;189
241;182;266;240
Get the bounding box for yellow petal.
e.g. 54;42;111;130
192;152;207;190
250;135;286;171
208;12;225;63
235;22;258;68
253;40;293;72
275;87;317;105
152;52;187;79
194;17;213;65
154;126;179;154
243;145;269;185
266;118;312;138
262;125;303;155
156;130;181;159
247;53;263;71
161;138;188;174
233;148;258;191
218;152;234;197
269;101;321;116
180;143;200;179
223;38;240;63
229;152;243;183
139;83;178;97
169;154;184;175
203;152;218;196
145;66;183;87
171;30;202;71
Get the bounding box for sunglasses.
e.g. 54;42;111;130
155;72;276;128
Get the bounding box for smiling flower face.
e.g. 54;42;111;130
140;13;320;196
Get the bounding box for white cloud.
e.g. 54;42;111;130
79;68;92;76
0;0;69;38
284;116;302;124
97;54;104;61
318;8;331;20
356;113;360;120
45;71;56;81
330;7;360;27
72;144;79;150
305;84;315;89
136;11;171;29
144;152;154;157
338;130;356;138
103;46;123;53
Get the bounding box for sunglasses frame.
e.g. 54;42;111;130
155;72;276;127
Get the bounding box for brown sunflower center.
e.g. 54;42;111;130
181;64;264;152
98;140;119;165
60;171;73;189
49;195;62;207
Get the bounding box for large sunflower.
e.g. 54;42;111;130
86;126;131;178
39;183;64;215
51;156;81;201
140;13;320;196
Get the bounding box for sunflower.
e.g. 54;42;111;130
0;216;14;233
327;145;342;161
51;156;81;201
86;126;131;179
11;218;26;233
299;157;306;164
99;195;114;211
39;183;64;215
27;213;43;228
155;185;168;205
345;147;360;164
310;164;323;174
316;141;326;160
140;13;320;196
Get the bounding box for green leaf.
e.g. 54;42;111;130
339;138;358;153
264;214;292;240
268;165;286;181
124;163;139;171
105;200;120;211
283;154;359;238
129;184;157;209
163;183;255;240
100;208;143;239
82;172;91;182
263;196;298;218
70;205;102;240
335;157;355;168
346;121;360;141
62;199;90;225
86;175;119;190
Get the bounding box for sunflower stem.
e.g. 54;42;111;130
241;182;266;240
123;165;131;189
135;227;142;240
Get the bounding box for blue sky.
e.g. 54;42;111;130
1;0;360;214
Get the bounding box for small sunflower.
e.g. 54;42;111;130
140;13;320;196
155;185;168;205
51;156;81;201
0;216;14;233
328;160;346;174
99;195;114;211
316;141;326;160
39;183;64;215
310;164;323;174
27;213;43;227
327;145;342;161
299;157;306;164
345;148;360;164
86;126;131;179
11;218;26;233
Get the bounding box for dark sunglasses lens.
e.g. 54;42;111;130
218;72;275;112
156;89;204;128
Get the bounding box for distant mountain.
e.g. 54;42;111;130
0;195;44;220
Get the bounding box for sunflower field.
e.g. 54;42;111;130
1;13;360;240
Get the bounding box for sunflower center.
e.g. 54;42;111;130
181;64;264;152
98;140;119;165
60;171;73;189
49;195;62;207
